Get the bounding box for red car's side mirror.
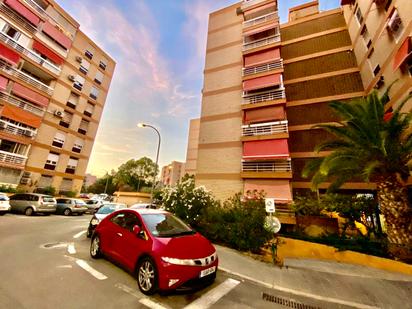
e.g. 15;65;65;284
133;225;142;235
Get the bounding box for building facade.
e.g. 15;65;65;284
0;0;115;193
195;0;412;223
183;118;200;176
160;161;185;187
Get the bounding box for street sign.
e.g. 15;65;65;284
265;198;275;213
264;216;281;233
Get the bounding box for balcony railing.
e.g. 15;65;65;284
242;160;292;172
243;34;280;51
23;0;74;40
0;150;27;166
0;61;53;95
0;91;45;116
0;32;61;75
243;59;283;76
243;12;278;28
0;119;37;138
0;2;37;33
243;88;285;104
242;120;288;136
241;0;267;9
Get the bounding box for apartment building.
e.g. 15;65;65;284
0;0;115;193
160;161;185;186
183;118;200;176
195;0;400;223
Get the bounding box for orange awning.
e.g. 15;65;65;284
1;104;42;127
393;37;411;70
244;105;285;124
243;139;289;160
244;47;280;68
32;40;64;65
244;179;292;201
243;73;281;92
4;0;40;26
12;82;49;107
243;22;278;37
42;21;72;50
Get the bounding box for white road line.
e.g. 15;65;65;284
73;230;86;239
56;265;73;269
115;283;169;309
219;267;379;309
183;278;240;309
67;243;76;254
76;259;107;280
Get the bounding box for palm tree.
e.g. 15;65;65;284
303;85;412;258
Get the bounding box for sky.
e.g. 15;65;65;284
57;0;341;177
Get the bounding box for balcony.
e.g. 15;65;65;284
241;0;267;9
241;160;292;178
242;120;288;137
243;87;285;104
243;12;278;28
0;60;53;95
243;34;280;51
0;119;36;138
0;150;27;167
243;58;283;76
0;1;37;33
0;32;61;75
0;91;45;116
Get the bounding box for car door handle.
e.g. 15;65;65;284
117;232;123;237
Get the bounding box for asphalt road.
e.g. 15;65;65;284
0;213;351;309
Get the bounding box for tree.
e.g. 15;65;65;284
87;173;117;195
115;157;157;191
303;85;412;258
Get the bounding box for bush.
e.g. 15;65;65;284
0;185;18;193
291;194;326;216
198;192;273;253
60;190;77;198
35;186;56;196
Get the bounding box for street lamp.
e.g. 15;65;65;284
137;123;161;203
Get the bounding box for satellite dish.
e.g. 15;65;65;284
264;216;281;233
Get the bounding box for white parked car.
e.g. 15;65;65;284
0;193;10;215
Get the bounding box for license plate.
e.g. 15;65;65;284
200;266;216;278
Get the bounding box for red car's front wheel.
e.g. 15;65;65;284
137;257;158;295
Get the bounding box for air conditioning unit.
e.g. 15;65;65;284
68;75;76;82
54;110;65;118
22;171;31;178
20;177;30;185
24;130;34;137
0;120;6;129
75;56;82;63
387;11;402;33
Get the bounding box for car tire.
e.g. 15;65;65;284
137;257;158;295
25;207;34;216
63;208;71;216
0;212;5;216
90;235;102;259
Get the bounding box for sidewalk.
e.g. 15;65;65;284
215;245;412;309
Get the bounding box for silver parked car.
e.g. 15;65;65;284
9;193;56;216
56;198;88;216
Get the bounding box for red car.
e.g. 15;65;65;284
90;208;218;294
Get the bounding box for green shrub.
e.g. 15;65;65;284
35;186;56;196
0;185;19;193
61;190;77;198
291;194;326;216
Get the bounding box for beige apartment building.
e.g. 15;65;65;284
183;118;200;176
160;161;185;187
194;0;411;223
0;0;115;193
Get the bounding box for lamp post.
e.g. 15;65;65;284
137;123;161;203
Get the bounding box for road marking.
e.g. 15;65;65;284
73;230;86;239
76;259;107;280
115;283;169;309
219;267;379;309
67;243;76;254
183;278;240;309
57;265;73;269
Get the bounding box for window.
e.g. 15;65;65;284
387;9;404;41
72;139;84;153
66;92;79;109
45;152;59;170
52;131;65;148
361;25;370;46
90;86;99;100
65;157;78;174
59;111;73;128
60;178;73;191
37;175;52;188
73;75;85;91
94;71;103;85
99;58;107;70
84;102;94;117
78;119;89;135
2;24;21;40
79;59;90;74
355;7;363;25
111;212;141;232
373;64;381;76
85;45;94;60
385;0;392;11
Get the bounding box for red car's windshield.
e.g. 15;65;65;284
142;213;195;238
